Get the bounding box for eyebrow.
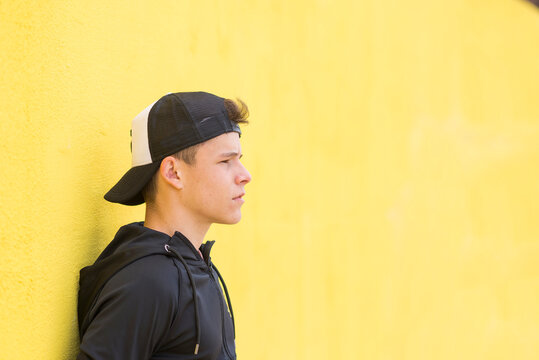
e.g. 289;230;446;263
219;151;242;158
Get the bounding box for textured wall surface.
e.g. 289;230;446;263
1;1;538;359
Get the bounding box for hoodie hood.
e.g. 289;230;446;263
78;222;215;340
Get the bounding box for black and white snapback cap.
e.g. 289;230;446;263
104;92;241;206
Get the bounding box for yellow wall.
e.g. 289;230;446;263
1;0;538;359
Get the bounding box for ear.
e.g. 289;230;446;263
159;156;183;190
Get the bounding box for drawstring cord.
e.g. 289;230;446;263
164;242;236;355
212;264;236;338
164;244;200;355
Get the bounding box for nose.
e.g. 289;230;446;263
235;161;252;185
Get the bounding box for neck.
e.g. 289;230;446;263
144;201;211;250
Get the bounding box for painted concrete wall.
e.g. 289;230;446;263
1;1;538;359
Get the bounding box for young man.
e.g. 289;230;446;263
77;92;251;360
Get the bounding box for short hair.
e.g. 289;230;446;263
142;98;249;204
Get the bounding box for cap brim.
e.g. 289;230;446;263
104;161;161;206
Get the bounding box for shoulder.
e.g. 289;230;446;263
102;254;181;303
80;255;181;358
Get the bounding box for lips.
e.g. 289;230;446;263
232;193;245;200
233;193;245;201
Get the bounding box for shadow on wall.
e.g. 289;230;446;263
61;128;119;359
525;0;539;8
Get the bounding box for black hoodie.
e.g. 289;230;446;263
77;222;236;360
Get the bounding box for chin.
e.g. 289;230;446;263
215;212;242;225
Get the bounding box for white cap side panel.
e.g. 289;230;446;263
131;101;156;166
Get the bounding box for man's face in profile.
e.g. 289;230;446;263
178;132;252;225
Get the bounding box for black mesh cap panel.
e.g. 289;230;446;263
147;92;241;162
180;92;241;137
147;94;200;161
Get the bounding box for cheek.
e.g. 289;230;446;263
189;169;228;204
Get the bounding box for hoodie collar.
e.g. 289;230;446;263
165;228;215;267
118;222;212;258
169;231;203;261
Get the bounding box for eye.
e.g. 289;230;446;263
220;160;230;164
